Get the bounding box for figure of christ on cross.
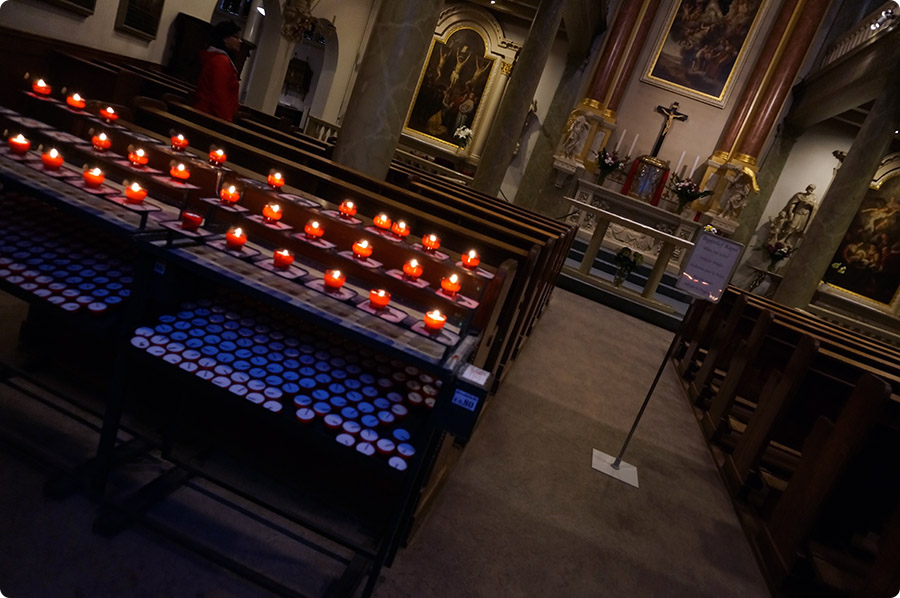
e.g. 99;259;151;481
651;101;688;157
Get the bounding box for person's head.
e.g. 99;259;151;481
805;184;816;194
210;20;242;55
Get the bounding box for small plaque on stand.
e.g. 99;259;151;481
337;250;382;269
356;299;408;324
385;269;430;289
247;214;293;231
291;233;336;250
305;278;357;301
321;209;361;224
435;289;479;309
253;257;308;280
410;321;459;346
208;239;261;259
159;220;216;239
281;192;323;209
200;197;248;213
412;244;450;261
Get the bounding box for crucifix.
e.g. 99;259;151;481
651;101;688;157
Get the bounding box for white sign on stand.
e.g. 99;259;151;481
593;231;745;488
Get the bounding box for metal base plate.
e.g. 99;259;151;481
591;449;639;488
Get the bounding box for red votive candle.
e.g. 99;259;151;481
225;227;247;250
391;220;410;238
324;269;346;290
402;258;423;280
461;249;480;269
423;310;446;332
92;132;111;151
124;181;147;204
41;148;64;170
373;213;391;230
262;203;282;222
170;133;188;151
32;78;51;96
170;162;190;181
304;220;324;239
219;184;240;205
128;147;148;167
83;167;105;188
441;274;461;296
181;211;203;231
267;171;284;189
8;134;30;155
352;240;373;260
273;249;294;269
66;93;86;109
369;289;390;309
209;148;227;165
99;106;118;121
423;234;441;251
339;199;357;218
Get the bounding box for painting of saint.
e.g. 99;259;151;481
644;0;766;106
823;177;900;305
406;28;494;148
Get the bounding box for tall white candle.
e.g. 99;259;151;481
674;150;685;174
615;128;626;153
691;155;700;175
627;133;639;158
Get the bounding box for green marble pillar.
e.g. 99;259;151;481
471;0;566;197
774;76;900;308
331;0;443;181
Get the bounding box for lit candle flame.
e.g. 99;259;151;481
345;201;354;209
311;221;319;228
468;250;477;258
233;227;243;236
130;182;141;191
135;148;144;157
36;79;46;87
331;270;342;278
13;134;26;142
49;148;58;158
227;185;236;193
273;172;282;180
271;204;280;212
397;221;406;230
429;234;437;242
90;167;102;175
72;93;81;101
449;274;458;284
427;310;443;318
105;106;115;115
278;249;290;257
409;259;418;268
176;163;185;171
98;133;107;141
377;290;386;297
358;240;368;248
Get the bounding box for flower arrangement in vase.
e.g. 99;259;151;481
595;148;625;185
454;126;473;150
669;174;713;214
613;247;643;287
758;241;792;271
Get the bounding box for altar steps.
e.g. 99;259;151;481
557;238;692;331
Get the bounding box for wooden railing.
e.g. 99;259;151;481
304;115;340;142
820;1;899;69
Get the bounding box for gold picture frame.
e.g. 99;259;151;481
115;0;166;41
642;0;768;108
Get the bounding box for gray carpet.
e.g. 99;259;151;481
0;289;770;597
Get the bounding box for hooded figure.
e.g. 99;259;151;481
194;20;242;122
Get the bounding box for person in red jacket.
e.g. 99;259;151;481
194;20;242;122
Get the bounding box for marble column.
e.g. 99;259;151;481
774;75;900;308
331;0;443;181
471;0;565;196
586;1;644;108
605;0;659;115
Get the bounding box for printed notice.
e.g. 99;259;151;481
451;389;480;412
676;232;744;303
461;364;490;387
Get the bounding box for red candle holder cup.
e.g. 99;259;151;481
402;259;423;280
441;274;461;296
339;199;357;218
369;289;391;310
41;148;64;170
66;93;86;110
323;269;346;290
181;211;203;231
83;167;105;188
209;148;227;165
170;134;189;151
8;134;30;155
461;249;480;269
352;240;373;260
169;162;190;181
391;220;410;238
262;203;282;222
124;181;147;204
423;234;441;251
92;133;111;152
225;227;247;250
32;79;51;96
128;148;149;167
304;219;324;239
267;171;285;189
273;249;294;269
99;106;118;121
423;310;447;332
219;184;241;205
373;213;392;230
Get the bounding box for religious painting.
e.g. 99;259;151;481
643;0;767;107
37;0;96;16
822;176;900;306
114;0;166;41
405;27;495;149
